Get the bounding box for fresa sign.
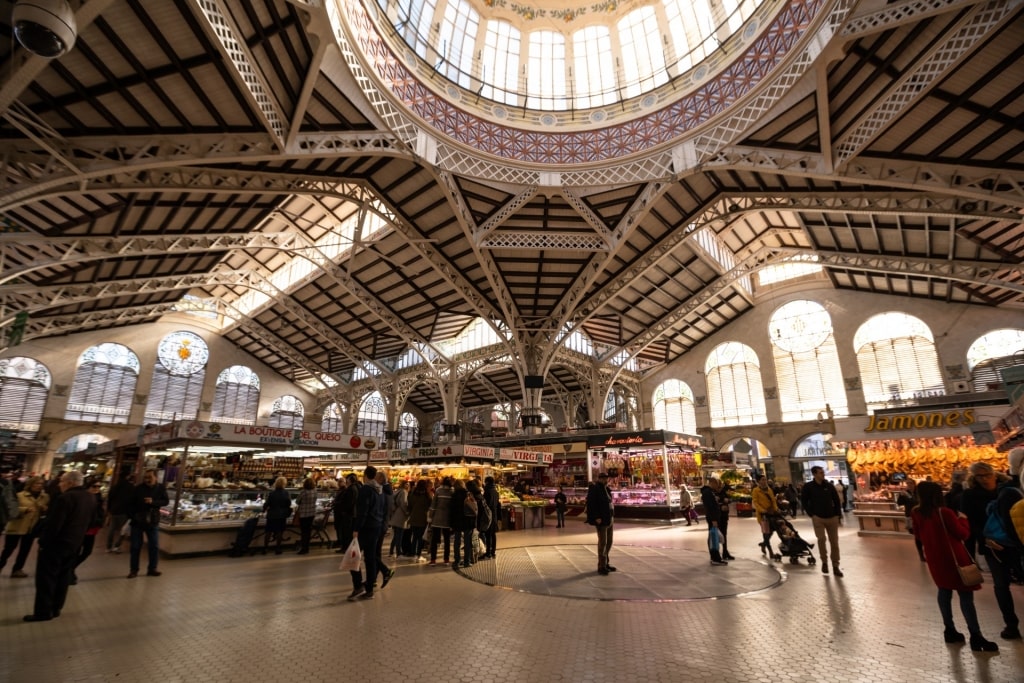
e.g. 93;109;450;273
865;409;975;433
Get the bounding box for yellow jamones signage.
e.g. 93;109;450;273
865;409;975;433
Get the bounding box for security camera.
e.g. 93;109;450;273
12;0;77;59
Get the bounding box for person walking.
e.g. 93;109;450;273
714;480;734;560
427;476;453;566
1;476;49;578
752;475;781;558
912;481;998;652
482;476;501;558
700;477;728;566
585;472;615;575
961;456;1021;641
407;479;432;561
104;470;134;554
295;478;317;555
348;466;391;601
70;477;105;585
679;484;694;526
262;476;293;555
802;466;845;577
23;470;96;622
126;469;169;579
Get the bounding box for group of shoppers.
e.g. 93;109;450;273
7;466;168;622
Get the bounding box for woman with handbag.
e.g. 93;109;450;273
911;481;998;652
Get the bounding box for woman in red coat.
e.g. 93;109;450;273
912;481;997;652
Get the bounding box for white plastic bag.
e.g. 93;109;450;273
339;538;362;572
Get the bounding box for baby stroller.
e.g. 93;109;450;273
761;513;815;565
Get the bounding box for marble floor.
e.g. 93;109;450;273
2;513;1023;683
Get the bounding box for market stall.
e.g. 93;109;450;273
583;429;704;522
140;420;377;556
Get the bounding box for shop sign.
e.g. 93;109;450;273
369;449;403;462
405;446;449;460
500;448;553;465
865;409;975;433
463;445;496;461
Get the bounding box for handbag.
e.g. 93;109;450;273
937;508;983;587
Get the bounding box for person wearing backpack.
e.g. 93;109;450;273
961;460;1020;640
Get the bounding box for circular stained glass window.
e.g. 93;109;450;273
157;331;209;376
769;300;832;354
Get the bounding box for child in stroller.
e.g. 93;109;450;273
762;513;815;565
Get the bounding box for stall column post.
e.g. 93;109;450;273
661;443;672;509
169;444;190;527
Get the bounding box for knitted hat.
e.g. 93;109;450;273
1008;447;1024;476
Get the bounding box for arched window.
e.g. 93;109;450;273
65;343;139;423
56;433;111;457
492;403;512;430
769;300;848;421
268;395;304;430
211;365;260;425
652;379;697;433
356;392;387;440
966;329;1024;391
398;411;419;449
144;331;208;424
0;357;51;437
705;342;767;427
854;313;944;412
322;403;344;433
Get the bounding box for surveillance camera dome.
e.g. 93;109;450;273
12;0;77;59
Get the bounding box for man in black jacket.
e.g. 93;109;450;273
700;477;728;566
332;473;358;552
585;472;615;575
348;466;388;601
24;470;96;622
127;469;169;579
801;466;845;577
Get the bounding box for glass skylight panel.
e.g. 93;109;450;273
617;6;667;100
758;257;822;285
527;31;566;110
573;26;616;109
482;20;520;105
438;0;479;88
663;0;694;73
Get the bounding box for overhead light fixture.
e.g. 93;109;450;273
13;0;77;58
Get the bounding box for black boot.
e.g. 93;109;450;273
943;628;965;643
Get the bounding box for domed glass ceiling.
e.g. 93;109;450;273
383;0;767;111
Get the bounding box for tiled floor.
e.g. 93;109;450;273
3;513;1023;683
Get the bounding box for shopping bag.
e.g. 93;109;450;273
422;525;433;543
708;527;722;554
339;538;362;572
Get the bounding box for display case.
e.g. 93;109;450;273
534;485;693;522
158;489;333;556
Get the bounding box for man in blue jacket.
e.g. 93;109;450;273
348;466;390;601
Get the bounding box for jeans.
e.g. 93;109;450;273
298;516;313;552
429;527;452;562
389;525;404;556
811;515;841;565
106;514;128;550
556;508;566;527
482;527;497;557
129;523;160;573
410;526;426;557
453;528;473;566
1;533;36;572
718;516;731;557
982;547;1020;629
349;526;381;593
596;524;613;570
938;588;982;636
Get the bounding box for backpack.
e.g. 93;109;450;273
984;492;1021;548
476;498;492;532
